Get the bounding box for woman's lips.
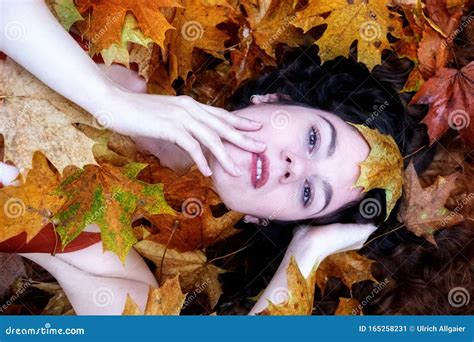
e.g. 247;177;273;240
251;152;269;189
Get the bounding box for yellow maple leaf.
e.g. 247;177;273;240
293;0;403;69
133;240;225;309
350;123;403;219
0;58;98;175
257;255;318;315
0;152;65;243
316;251;377;293
122;275;187;315
166;0;232;82
75;0;182;53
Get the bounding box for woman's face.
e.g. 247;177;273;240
208;100;370;221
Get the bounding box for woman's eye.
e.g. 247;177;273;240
308;126;320;153
302;180;311;206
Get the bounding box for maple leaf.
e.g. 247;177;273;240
122;275;187;315
75;0;182;53
350;124;403;220
410;61;474;147
316;251;377;293
257;255;318;315
54;162;175;263
397;162;464;245
0;58;97;175
166;0;232;82
133;240;225;309
48;0;84;31
0;152;64;243
100;13;154;67
135;155;243;251
335;297;361;315
293;0;403;70
240;0;306;58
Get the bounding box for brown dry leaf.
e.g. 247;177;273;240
75;0;182;53
31;281;74;315
257;255;318;315
397;161;464;245
133;240;225;309
166;0;232;82
335;297;361;315
0;58;97;175
293;0;403;70
316;251;377;293
0;152;64;243
122;275;186;315
410;61;473;147
136;156;243;251
240;0;306;58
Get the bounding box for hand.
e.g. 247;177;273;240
99;88;266;177
290;223;378;274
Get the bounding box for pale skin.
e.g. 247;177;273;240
0;0;378;314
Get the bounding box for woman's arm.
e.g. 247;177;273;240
248;223;378;315
0;0;267;177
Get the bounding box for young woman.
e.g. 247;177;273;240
1;1;458;315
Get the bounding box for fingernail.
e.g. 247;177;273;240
205;167;213;176
234;165;243;175
250;120;262;127
255;141;266;150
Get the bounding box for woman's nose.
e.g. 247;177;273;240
279;150;307;183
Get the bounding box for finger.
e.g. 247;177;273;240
187;120;243;177
174;133;212;177
198;103;263;131
189;105;267;153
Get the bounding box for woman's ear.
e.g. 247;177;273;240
250;93;292;105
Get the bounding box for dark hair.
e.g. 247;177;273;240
226;45;435;227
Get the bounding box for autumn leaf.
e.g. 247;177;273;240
397;161;464;245
240;0;306;58
48;0;84;31
316;251;377;293
0;58;98;175
257;255;318;315
133;240;225;309
293;0;403;70
54;162;175;263
335;297;361;315
166;0;232;82
0;152;64;243
410;61;474;147
74;0;182;53
350;124;403;219
122;275;187;315
100;14;154;67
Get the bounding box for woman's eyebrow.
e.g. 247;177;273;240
309;180;333;217
319;116;337;156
